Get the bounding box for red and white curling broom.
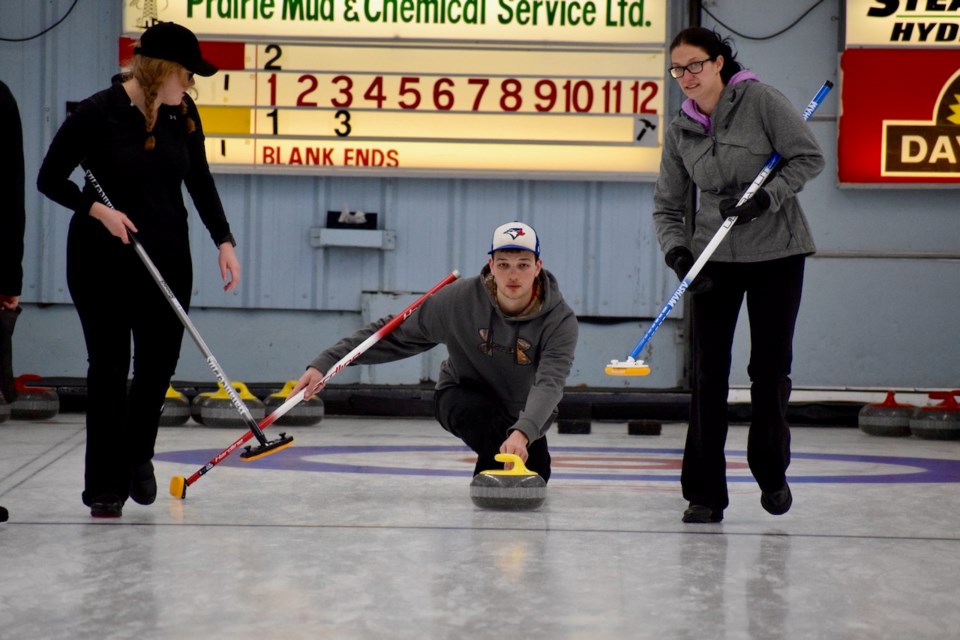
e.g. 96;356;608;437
605;80;834;377
169;269;461;498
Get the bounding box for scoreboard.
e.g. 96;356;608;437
122;0;668;180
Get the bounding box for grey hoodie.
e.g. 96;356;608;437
652;75;825;262
308;266;578;444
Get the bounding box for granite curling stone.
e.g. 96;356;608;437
909;391;960;441
10;374;60;420
470;453;546;511
858;390;914;438
264;380;324;426
198;382;265;428
158;385;191;427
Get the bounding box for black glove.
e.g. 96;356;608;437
719;188;771;226
664;247;712;294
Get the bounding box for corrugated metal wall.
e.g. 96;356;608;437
3;1;958;391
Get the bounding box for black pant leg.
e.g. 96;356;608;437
744;255;805;492
435;383;552;482
126;252;191;466
67;225;135;504
682;262;745;510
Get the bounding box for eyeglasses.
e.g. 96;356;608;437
668;58;715;79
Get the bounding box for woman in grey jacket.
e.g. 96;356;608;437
291;221;578;482
652;27;825;523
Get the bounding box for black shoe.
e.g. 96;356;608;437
761;483;792;515
129;461;157;506
90;496;123;518
682;504;723;523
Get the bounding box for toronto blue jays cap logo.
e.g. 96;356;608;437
489;221;540;257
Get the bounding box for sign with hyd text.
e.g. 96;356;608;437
845;0;960;47
839;1;960;184
121;0;668;180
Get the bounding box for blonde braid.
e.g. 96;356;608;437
125;51;186;150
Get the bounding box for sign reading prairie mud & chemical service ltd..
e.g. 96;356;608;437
122;0;667;181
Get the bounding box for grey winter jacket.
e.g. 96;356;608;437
308;266;578;444
652;79;825;262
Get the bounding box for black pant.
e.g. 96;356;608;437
67;217;191;504
434;383;552;482
682;255;805;510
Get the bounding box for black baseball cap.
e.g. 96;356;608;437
134;22;218;77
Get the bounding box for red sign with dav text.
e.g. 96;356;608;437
839;49;960;185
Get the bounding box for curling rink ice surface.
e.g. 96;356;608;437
2;412;960;640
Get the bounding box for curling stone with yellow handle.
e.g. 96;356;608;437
470;453;546;510
158;385;191;427
198;382;265;428
264;380;324;426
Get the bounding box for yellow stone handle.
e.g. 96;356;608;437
207;381;258;400
480;453;535;477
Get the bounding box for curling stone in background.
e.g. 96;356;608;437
198;382;265;428
264;380;324;426
190;388;215;425
470;453;547;511
858;390;914;438
10;374;60;420
158;385;191;427
909;391;960;441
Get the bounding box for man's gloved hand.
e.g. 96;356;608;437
719;188;771;226
664;246;712;294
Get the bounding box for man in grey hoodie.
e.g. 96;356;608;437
291;221;578;482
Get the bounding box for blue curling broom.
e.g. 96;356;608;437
606;80;834;377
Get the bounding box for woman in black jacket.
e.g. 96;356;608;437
38;22;240;518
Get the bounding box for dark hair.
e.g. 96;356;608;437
670;27;743;85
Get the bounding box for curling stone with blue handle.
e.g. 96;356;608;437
264;380;324;426
858;390;914;437
470;453;547;511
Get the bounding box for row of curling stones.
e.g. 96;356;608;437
5;374;60;421
161;381;325;427
470;453;546;511
858;390;960;440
